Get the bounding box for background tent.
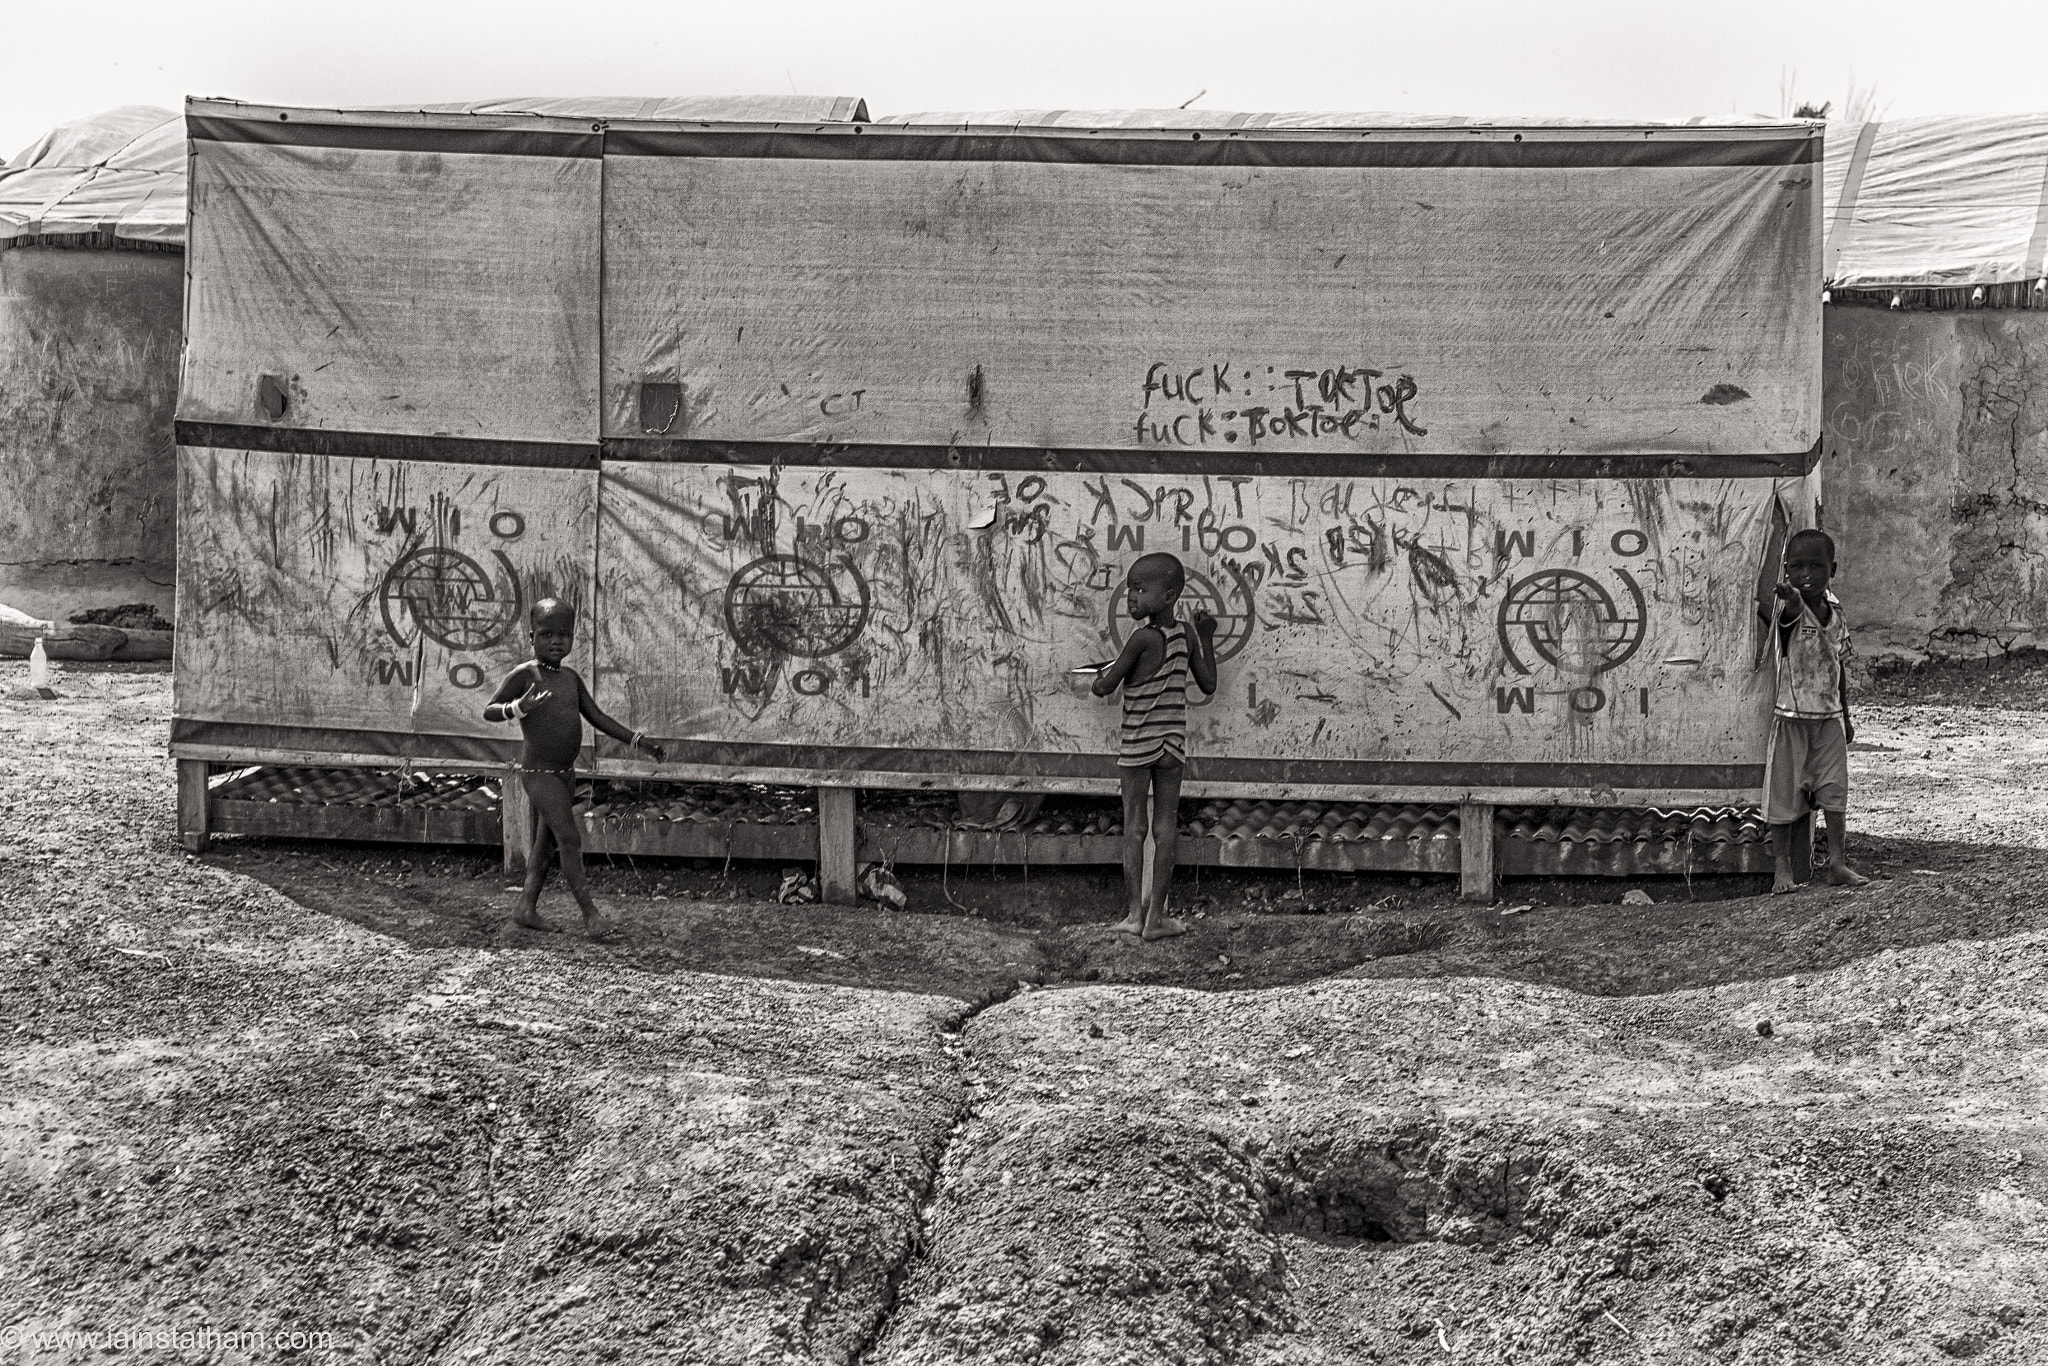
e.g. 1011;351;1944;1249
0;106;185;622
1814;115;2048;660
0;96;865;625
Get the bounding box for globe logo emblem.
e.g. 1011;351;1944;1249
379;547;524;651
723;554;872;658
1497;568;1646;675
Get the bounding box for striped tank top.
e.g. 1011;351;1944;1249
1119;620;1190;768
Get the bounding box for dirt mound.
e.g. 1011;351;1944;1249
7;670;2048;1364
865;969;2048;1364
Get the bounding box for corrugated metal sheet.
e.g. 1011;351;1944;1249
209;767;1774;845
212;766;499;811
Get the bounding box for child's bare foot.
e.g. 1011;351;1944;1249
1825;865;1869;887
1771;870;1799;895
512;911;558;932
1142;916;1188;941
582;913;621;939
1112;911;1144;936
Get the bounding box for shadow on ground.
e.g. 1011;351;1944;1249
212;829;2048;1002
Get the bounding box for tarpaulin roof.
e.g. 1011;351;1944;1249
881;109;1789;129
0;96;869;248
1823;115;2048;289
404;96;869;122
0;105;184;245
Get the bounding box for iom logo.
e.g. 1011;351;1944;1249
1496;566;1646;676
1489;526;1654;718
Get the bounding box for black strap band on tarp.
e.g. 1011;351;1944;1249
171;720;521;765
605;127;1816;170
187;115;601;159
175;422;600;470
169;719;1761;790
601;437;1825;481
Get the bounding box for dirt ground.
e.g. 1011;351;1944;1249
4;660;2048;1363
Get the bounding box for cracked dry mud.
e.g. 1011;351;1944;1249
5;669;2048;1364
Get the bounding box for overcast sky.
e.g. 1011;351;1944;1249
7;0;2046;160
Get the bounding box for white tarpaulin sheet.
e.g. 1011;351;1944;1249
172;106;1822;798
174;445;597;758
172;449;1799;796
591;465;1790;796
603;122;1820;458
0;105;184;244
177;103;602;446
1824;115;2048;288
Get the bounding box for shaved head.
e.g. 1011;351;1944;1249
531;597;576;630
1129;552;1186;594
1785;528;1836;564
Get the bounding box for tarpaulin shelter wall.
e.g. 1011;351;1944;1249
0;106;186;620
1816;115;2048;658
173;104;1822;835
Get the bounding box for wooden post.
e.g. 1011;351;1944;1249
817;786;857;905
1459;800;1495;902
177;759;211;853
501;767;531;874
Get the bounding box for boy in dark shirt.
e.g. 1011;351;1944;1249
485;599;664;935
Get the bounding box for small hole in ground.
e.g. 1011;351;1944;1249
1263;1131;1556;1251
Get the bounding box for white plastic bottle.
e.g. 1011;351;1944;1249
28;636;49;689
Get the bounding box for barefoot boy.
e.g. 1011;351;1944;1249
484;598;664;935
1764;529;1868;893
1091;552;1219;939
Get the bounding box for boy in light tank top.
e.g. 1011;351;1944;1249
1764;529;1869;894
1090;552;1219;940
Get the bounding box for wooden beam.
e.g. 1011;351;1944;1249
817;786;858;905
1459;800;1495;902
210;801;497;846
501;767;531;874
177;759;211;853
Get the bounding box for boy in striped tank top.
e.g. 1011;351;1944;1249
1091;553;1219;940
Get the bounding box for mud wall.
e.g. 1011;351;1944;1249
0;246;182;620
1825;306;2048;658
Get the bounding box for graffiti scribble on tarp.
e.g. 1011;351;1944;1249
587;463;1776;769
1133;361;1430;446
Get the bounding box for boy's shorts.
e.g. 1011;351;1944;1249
1763;715;1848;825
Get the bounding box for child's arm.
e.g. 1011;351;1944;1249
1091;629;1162;697
1772;582;1802;653
483;665;546;723
1841;664;1854;744
1187;609;1219;696
574;672;667;761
